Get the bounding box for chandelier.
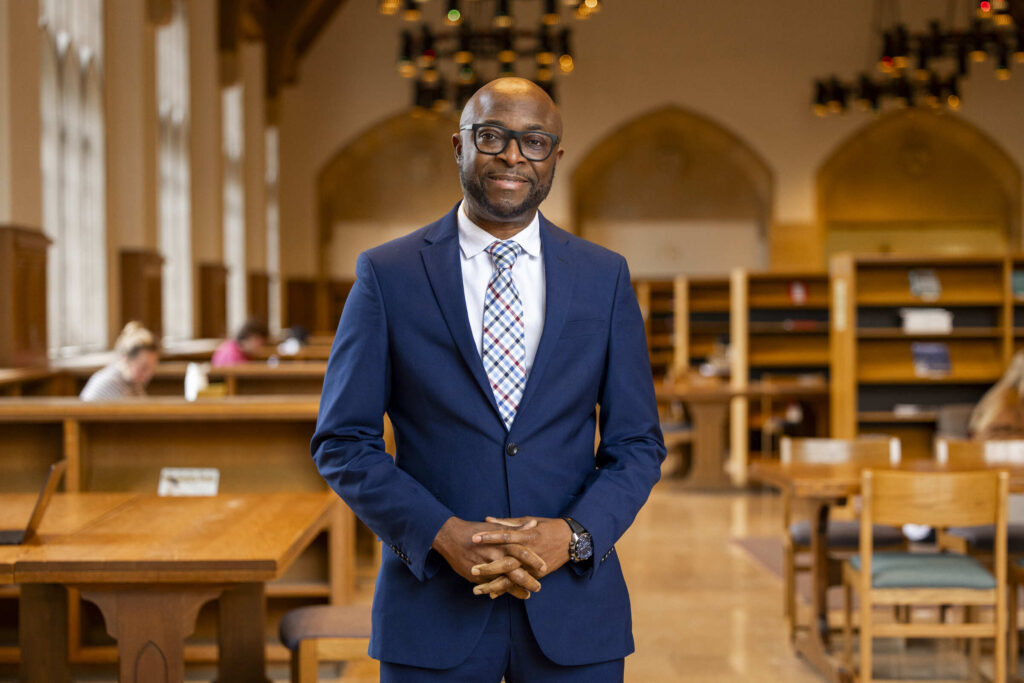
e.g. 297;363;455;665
378;0;601;111
812;0;1023;115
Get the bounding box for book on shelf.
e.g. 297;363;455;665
908;268;941;301
911;341;951;378
787;280;808;305
1013;269;1024;298
899;308;953;334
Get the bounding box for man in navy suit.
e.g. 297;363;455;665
312;77;665;682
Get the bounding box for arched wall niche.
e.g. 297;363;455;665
572;106;773;277
818;108;1021;257
317;110;463;278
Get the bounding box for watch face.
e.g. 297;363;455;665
575;533;593;561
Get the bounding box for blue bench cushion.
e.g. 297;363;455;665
848;552;996;590
945;524;1024;553
790;520;904;548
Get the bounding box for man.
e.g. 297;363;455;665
312;77;665;681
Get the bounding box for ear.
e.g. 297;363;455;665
452;132;463;162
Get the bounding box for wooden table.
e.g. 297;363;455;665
750;459;1024;683
656;381;829;489
9;491;337;683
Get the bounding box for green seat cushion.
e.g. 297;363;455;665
848;552;996;589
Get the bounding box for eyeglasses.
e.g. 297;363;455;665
460;123;560;162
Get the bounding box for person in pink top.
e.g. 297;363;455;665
212;318;269;367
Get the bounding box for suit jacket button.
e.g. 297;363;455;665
505;442;519;457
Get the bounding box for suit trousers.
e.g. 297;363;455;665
379;593;625;682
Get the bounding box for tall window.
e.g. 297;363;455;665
222;84;245;334
156;0;192;341
266;126;281;335
39;0;107;357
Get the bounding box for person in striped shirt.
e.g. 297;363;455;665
80;322;159;401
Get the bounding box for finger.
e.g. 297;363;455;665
472;529;540;545
506;567;541;593
507;584;531;600
473;575;511;596
471;557;522;577
485;517;537;529
506;543;547;574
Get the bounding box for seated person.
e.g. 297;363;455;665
80;322;159;401
211;318;268;367
277;325;309;357
970;350;1024;439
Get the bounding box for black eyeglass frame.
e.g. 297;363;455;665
459;123;561;162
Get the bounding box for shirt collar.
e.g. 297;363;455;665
457;200;542;260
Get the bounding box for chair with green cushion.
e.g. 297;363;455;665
842;469;1008;683
934;438;1024;560
278;604;372;683
779;436;906;642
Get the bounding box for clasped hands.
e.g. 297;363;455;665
432;515;571;600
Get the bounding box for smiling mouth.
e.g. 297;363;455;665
487;174;530;190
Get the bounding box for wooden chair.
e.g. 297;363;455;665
278;604;372;683
780;436;905;642
842;469;1008;683
934;438;1024;558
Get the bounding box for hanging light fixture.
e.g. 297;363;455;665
812;0;1023;116
379;0;596;110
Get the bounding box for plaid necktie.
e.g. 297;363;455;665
482;240;526;430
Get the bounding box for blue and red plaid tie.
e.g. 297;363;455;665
482;240;526;430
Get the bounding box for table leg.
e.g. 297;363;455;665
216;582;271;683
81;585;220;683
19;583;71;683
791;501;855;683
680;401;732;489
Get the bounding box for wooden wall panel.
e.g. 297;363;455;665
119;249;163;338
285;278;318;333
197;263;228;338
0;225;50;367
247;271;269;326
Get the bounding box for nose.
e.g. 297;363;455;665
496;136;524;165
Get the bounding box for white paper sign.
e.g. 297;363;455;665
158;467;220;497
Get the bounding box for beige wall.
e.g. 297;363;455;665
242;40;267;273
188;0;222;265
278;0;1024;278
105;0;158;340
0;0;42;228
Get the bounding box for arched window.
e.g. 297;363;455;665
266;126;281;335
39;0;107;357
222;84;246;335
156;0;192;341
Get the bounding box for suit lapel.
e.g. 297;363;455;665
514;217;575;426
420;208;503;421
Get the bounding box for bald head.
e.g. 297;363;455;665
453;77;565;236
460;77;563;139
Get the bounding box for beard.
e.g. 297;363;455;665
460;164;556;221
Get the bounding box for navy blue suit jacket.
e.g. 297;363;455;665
311;204;665;669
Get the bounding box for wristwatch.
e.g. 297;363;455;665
563;517;593;563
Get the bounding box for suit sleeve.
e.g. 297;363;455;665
562;256;666;577
311;253;454;581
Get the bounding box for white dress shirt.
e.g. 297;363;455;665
457;200;546;375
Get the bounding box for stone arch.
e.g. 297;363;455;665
317;110;463;278
572;106;773;276
817;109;1021;257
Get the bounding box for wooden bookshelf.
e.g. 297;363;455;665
730;269;830;477
830;254;1012;458
675;276;730;377
633;278;677;378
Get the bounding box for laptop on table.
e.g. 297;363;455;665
0;459;68;545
